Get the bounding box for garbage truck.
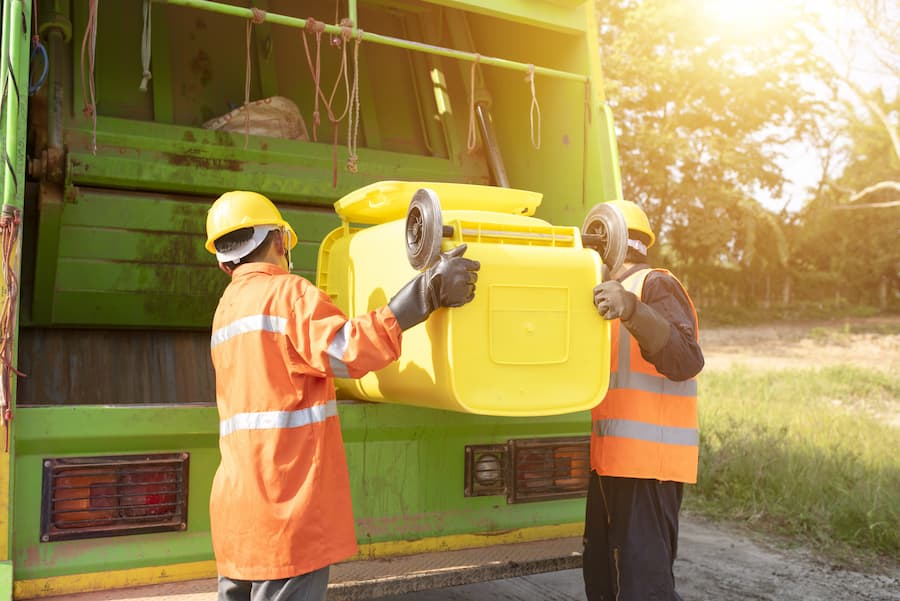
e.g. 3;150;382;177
0;0;625;598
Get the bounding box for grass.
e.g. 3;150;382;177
687;365;899;563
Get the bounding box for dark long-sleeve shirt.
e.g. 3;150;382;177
618;264;704;382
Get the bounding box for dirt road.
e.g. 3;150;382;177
382;516;900;600
682;316;900;600
700;315;900;375
675;516;899;600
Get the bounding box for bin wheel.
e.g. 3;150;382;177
406;188;444;271
581;203;628;276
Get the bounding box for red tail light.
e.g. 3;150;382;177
41;454;189;542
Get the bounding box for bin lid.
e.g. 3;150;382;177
334;181;542;224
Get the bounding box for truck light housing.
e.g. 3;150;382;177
465;437;590;504
40;453;189;542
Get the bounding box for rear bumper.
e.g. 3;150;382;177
48;537;583;601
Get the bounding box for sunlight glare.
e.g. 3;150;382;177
702;0;799;34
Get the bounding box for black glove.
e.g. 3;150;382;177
593;280;637;321
388;244;481;330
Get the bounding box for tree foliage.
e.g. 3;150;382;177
597;0;897;310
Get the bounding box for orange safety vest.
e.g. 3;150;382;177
590;268;699;483
209;263;403;580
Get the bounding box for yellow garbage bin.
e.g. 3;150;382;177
316;180;610;416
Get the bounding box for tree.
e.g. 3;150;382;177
794;92;899;309
808;0;899;206
596;0;824;305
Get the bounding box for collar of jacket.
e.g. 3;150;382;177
231;262;289;279
617;262;650;282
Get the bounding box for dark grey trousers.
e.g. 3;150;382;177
218;566;330;601
583;472;684;601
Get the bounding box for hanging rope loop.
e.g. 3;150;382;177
346;29;362;173
240;8;269;148
80;0;99;154
301;17;325;141
526;64;541;150
466;54;481;154
139;0;152;91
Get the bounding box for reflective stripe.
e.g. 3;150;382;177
211;314;287;349
220;400;338;437
610;369;697;396
594;418;698;447
327;321;352;378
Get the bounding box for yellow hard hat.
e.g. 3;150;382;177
205;190;298;255
608;200;655;248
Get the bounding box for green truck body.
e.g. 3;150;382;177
0;0;622;597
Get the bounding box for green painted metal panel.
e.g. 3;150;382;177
29;187;342;327
64;120;487;203
82;0;155;121
150;0;176;124
30;187;64;324
12;402;589;579
423;0;586;34
0;561;11;600
13;405;219;580
342;403;592;542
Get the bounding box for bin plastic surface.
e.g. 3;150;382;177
317;181;610;416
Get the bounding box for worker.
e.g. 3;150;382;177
582;200;704;601
204;190;480;601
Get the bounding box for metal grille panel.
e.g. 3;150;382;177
41;453;189;542
508;437;590;503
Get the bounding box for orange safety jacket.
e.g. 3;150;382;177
209;263;404;581
590;268;699;483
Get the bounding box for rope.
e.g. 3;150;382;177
329;18;353;123
301;17;325;142
325;19;355;187
302;17;355;186
346;29;362;174
0;206;25;452
242;8;267;150
79;0;98;154
466;54;480;154
526;64;541;150
139;0;152;91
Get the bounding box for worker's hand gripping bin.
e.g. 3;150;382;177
316;181;629;416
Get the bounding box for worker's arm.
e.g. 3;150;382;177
593;269;703;381
286;282;404;379
634;272;704;381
